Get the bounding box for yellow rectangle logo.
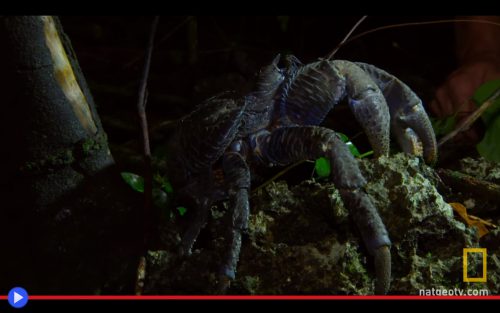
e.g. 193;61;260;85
463;248;487;282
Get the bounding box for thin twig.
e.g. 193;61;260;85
327;15;368;60
438;88;500;147
125;16;192;69
135;15;159;296
137;15;159;243
251;160;309;197
340;19;500;52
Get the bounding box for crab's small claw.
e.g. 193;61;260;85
391;102;437;165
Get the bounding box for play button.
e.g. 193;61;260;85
14;292;23;303
8;287;28;308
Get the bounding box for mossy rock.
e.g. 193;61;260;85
144;153;500;295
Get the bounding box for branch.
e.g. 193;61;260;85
327;15;368;60
438;88;500;147
343;19;500;50
137;15;159;245
437;168;500;202
125;16;192;69
135;15;159;296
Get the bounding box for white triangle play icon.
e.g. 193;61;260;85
13;292;23;304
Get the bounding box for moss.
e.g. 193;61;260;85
20;132;108;174
239;276;261;294
81;132;108;156
459;157;500;184
20;148;75;173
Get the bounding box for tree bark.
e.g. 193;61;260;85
0;16;142;294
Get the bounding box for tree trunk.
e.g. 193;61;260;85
0;16;142;294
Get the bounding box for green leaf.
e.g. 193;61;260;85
346;142;361;157
314;133;373;178
358;150;374;159
477;115;500;162
153;173;174;194
121;172;144;193
337;132;350;143
177;206;187;216
472;80;500;161
315;157;331;178
472;79;500;127
162;180;174;194
337;132;362;157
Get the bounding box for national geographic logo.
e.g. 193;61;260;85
463;248;487;283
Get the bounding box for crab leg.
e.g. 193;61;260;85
179;192;213;257
254;126;391;294
354;62;437;164
218;150;251;292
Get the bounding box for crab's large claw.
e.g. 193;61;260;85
355;62;438;165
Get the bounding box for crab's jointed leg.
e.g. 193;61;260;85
169;96;249;258
253;126;392;294
178;190;213;257
217;150;251;292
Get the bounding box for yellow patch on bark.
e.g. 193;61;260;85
42;16;97;134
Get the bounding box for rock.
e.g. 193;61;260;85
144;153;500;295
459;157;500;184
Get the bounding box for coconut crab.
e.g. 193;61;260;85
166;54;437;294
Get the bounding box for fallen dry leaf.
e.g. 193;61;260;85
450;202;497;238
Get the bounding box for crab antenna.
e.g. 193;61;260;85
327;15;368;60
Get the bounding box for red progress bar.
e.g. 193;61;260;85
1;295;500;300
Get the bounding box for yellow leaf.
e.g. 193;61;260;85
449;202;497;238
